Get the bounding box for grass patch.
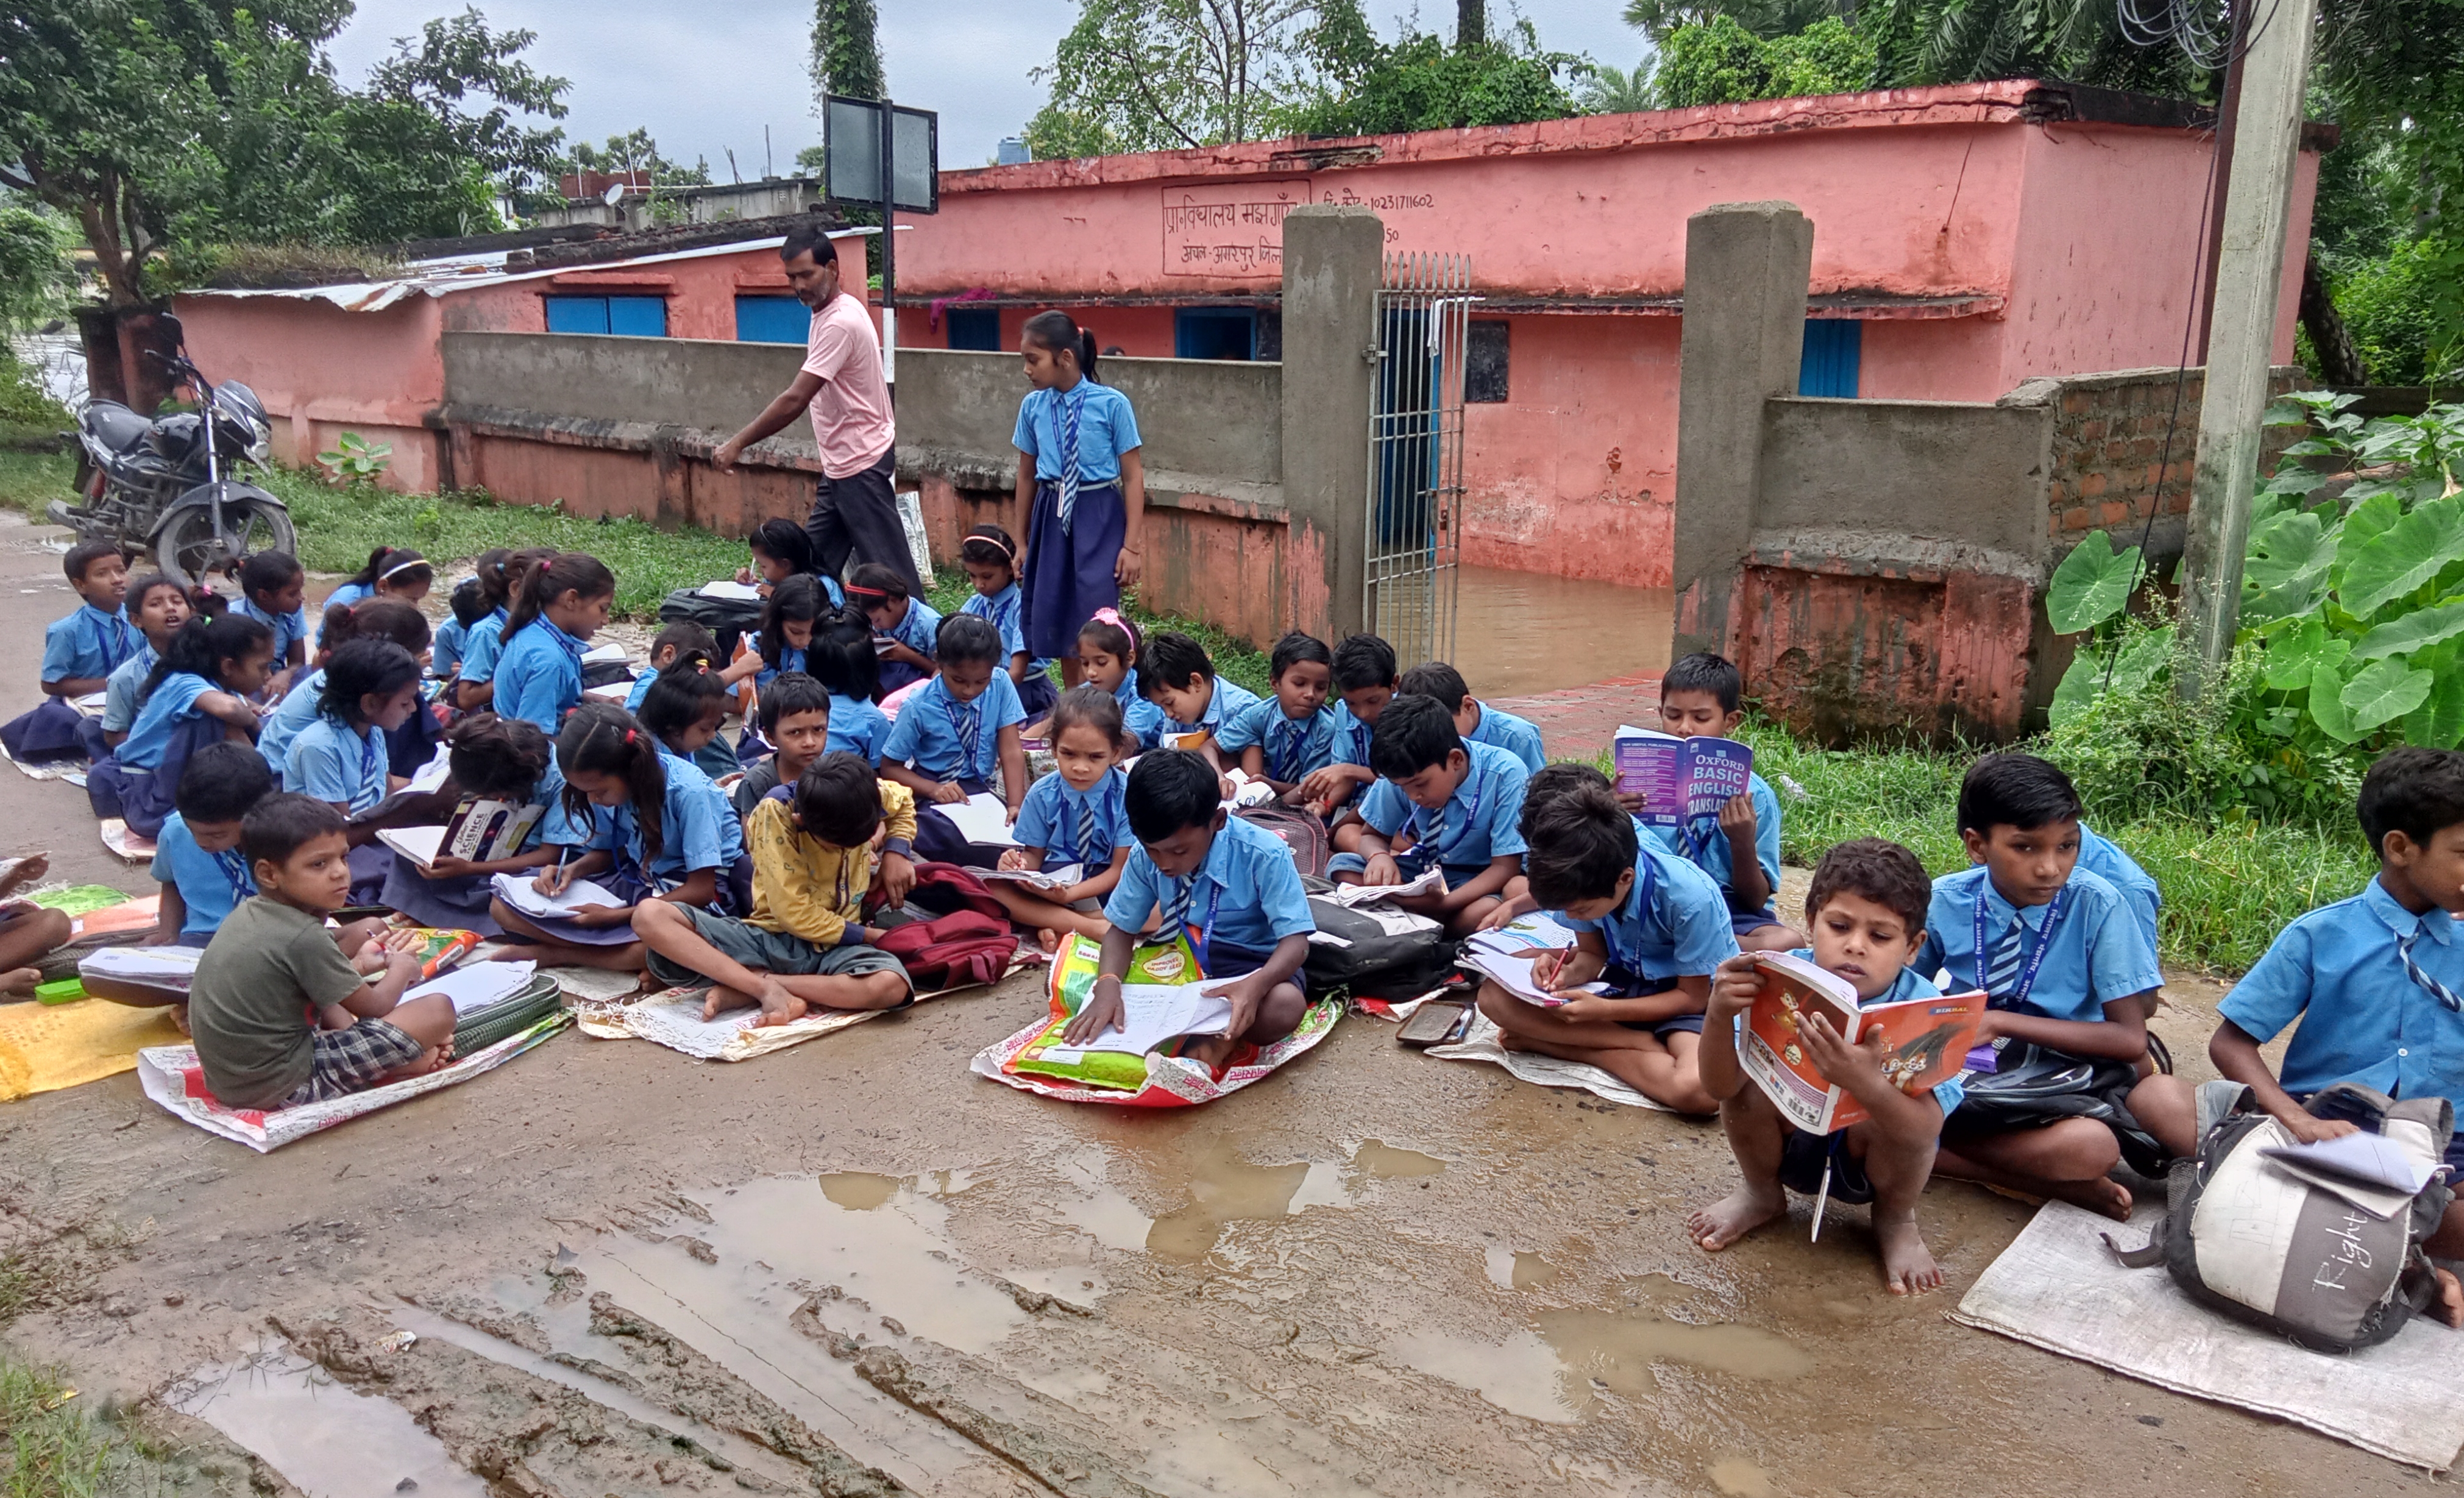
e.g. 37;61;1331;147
1722;718;2375;975
0;449;71;520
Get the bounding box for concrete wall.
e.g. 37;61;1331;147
1756;396;2053;564
174;295;452;492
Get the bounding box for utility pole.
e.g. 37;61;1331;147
2177;0;2320;681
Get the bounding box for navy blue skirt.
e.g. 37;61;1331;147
1023;481;1124;661
88;712;227;838
2;696;102;763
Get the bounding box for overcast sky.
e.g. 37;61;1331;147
324;2;1647;179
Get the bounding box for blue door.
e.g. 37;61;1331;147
1175;307;1256;360
1799;319;1861;397
735;295;809;344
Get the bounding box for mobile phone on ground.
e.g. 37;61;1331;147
1398;999;1469;1048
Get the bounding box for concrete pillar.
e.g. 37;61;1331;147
1279;206;1382;642
1670;202;1814;660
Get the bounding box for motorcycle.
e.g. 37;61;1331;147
53;313;297;584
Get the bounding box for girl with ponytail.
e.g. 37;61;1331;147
492;552;617;733
88;612;275;837
486;702;750;972
1013;310;1146;688
453;547;555;713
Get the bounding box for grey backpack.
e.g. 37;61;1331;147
2109;1082;2454;1353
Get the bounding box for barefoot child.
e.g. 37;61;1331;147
880;616;1028;859
3;541;136;762
1074;749;1314;1071
634;752;914;1026
1638;653;1796;953
990;686;1134;946
1914;753;2193;1218
1473;778;1738;1112
1689;839;1964;1294
99;573;193;750
149;743;275;946
488;703;750;971
1137;630;1261;765
2207;746;2464;1326
957;524;1056;722
186;794;455;1110
1328;694;1527;937
491;553;616;734
1213;632;1340;812
731;673;832;818
0;856;73;995
1396;661;1545;773
850;563;941;696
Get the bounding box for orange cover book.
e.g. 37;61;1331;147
1736;951;1986;1134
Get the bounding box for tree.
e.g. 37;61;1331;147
1289;10;1584;136
0;201;77;328
812;0;886;102
566;129;711;185
1858;0;2206;99
1025;0;1317;157
1622;0;1843;44
1576;60;1658;115
1649;15;1876;108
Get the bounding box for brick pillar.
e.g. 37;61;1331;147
1671;202;1814;660
1279;206;1382;642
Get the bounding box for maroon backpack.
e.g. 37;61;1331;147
875;910;1015;991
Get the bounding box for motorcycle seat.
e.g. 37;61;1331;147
80;402;154;456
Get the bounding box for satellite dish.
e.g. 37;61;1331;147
602;182;627;207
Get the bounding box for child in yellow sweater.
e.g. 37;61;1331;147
632;753;919;1026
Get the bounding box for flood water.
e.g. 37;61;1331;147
1449;565;1673;697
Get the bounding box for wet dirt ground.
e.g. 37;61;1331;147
0;521;2444;1496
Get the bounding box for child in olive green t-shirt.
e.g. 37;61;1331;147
188;794;456;1110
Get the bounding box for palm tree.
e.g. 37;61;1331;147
1577;60;1660;113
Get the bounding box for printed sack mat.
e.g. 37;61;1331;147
136;1013;568;1152
972;933;1341;1107
1428;1012;1674;1112
573;954;1026;1062
98;819;156;864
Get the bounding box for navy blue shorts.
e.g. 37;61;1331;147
1778;1127;1875;1205
1023;481;1124;660
1600;968;1706;1040
1731;906;1784;937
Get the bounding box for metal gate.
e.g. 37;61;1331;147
1365;252;1474;667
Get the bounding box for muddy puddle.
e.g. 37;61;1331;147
168;1344;488;1498
1452;564;1672;697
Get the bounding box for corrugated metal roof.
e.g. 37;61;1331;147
179;227;887;312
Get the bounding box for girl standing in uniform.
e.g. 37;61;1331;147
1014;312;1145;690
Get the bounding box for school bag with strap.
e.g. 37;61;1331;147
873;910;1014;991
1234;806;1329;879
868;859;1010;924
655;586;765;635
2107;1082;2455;1353
1955;1040;2170;1177
1298;883;1457;999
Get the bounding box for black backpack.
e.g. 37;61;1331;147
1298;888;1457;999
1956;1040;2169;1176
2108;1083;2455;1353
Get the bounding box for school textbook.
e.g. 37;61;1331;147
1031;981;1235;1063
1461;912;1602;1009
981;862;1084;893
1736;951;1986;1134
376;796;545;871
1611;725;1754;829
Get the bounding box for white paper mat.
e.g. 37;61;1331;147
1426;1013;1674;1111
1951;1199;2464;1470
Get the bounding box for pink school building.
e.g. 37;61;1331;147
893;80;2321;589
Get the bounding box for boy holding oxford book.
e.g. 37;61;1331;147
1616;653;1798;952
1690;838;1987;1295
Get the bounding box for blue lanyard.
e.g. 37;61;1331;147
1972;886;2067;1010
1597;851;1659;978
546;621;584;667
90;609;136;669
1407;764;1485;868
1185;882;1225;976
1268;712;1309;781
211;847;254;905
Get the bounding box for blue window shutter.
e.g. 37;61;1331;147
946;307;1001;351
606;296;668;337
1798;319;1861;397
734;295;809;344
545;296;609;335
1174;307;1256;360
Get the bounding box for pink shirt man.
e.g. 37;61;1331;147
802;290;895;478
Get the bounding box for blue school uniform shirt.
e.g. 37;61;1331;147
874;597;943;694
623;670;656;714
1329;701;1379;769
100;645;158;735
1215;697;1341;783
458;609;511;684
1355;740;1530;876
286;714;388;814
586;748;744;889
1647;770;1783;915
882;672;1026;784
1110;673;1165;750
257;669;324;777
431;617;472;679
961;584;1050;675
2077;822;2162;960
1014;767;1131;870
151;812;257;940
1465;700;1546;773
2221;878;2464;1110
490;619;588;734
1914;865;2161;1026
1104;813;1314;961
238;596;309;663
323;581;375;612
114;672;215;772
1159;676;1263;741
1014;382;1141;483
1560;839;1740;983
826;692;890;766
740;632;809;692
42;603;139;684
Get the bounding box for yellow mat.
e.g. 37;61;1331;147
0;997;186;1102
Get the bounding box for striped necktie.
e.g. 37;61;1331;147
1413;802;1449;868
1982;916;2027;1000
1156;873;1195;939
1075;795;1101;866
2397;928;2464;1013
1269;717;1303;781
1057;387;1082;534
